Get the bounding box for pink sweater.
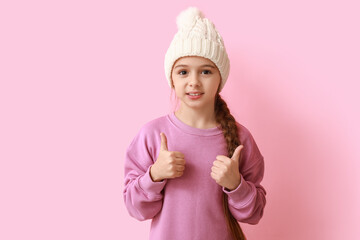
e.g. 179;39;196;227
123;112;266;240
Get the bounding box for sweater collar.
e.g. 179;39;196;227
167;112;223;136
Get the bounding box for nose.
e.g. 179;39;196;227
188;72;201;86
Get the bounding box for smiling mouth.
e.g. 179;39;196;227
186;93;204;96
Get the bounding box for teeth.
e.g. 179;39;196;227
189;93;202;96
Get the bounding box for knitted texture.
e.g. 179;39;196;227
164;7;230;92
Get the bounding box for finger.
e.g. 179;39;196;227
211;165;220;174
231;145;244;162
175;158;186;165
210;171;219;181
176;165;185;171
173;151;185;158
160;132;168;151
216;155;230;163
212;160;223;168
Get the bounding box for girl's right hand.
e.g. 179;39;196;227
150;132;186;182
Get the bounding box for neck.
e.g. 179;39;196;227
175;103;219;129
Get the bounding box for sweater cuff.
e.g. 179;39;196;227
138;165;167;196
222;174;255;207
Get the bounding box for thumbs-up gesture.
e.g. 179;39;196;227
150;132;186;182
210;145;244;191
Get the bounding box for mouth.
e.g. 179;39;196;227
186;92;204;100
186;92;204;96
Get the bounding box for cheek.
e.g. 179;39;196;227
173;79;185;89
172;82;185;96
206;80;220;92
212;77;221;92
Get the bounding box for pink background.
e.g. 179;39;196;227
1;0;359;239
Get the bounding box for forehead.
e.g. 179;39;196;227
174;56;215;67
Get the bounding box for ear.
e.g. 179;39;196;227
170;72;175;88
216;77;222;94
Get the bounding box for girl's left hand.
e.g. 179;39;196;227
211;145;244;191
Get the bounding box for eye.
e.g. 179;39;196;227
178;70;187;75
202;70;212;74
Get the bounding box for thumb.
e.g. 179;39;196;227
160;132;168;151
231;145;244;162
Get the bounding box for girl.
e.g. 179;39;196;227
123;7;266;240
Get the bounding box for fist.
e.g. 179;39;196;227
210;145;244;191
150;132;186;182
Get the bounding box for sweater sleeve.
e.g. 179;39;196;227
222;127;266;225
222;158;266;224
123;128;168;221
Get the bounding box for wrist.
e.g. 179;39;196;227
150;165;162;182
227;176;242;191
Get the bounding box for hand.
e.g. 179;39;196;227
150;132;186;182
210;145;244;191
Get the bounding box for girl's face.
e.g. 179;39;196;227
171;56;221;110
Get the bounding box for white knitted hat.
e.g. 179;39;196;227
164;7;230;92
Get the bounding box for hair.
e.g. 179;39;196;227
170;64;246;240
214;92;246;240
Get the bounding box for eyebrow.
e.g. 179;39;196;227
174;64;216;69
